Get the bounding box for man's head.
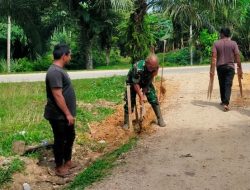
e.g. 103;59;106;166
145;54;159;76
53;44;71;65
220;28;231;38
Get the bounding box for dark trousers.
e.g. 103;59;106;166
217;66;235;106
49;120;75;167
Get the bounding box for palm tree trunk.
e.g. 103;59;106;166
106;47;111;66
189;24;193;66
7;15;11;72
80;26;93;69
181;36;184;48
84;40;93;69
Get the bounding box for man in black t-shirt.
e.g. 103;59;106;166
44;44;76;177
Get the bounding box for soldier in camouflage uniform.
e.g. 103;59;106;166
123;54;166;129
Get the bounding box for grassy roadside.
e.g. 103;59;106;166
0;76;125;156
0;158;25;188
66;138;138;190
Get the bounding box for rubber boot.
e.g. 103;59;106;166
152;104;166;127
123;112;129;129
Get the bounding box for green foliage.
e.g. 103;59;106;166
0;22;27;44
0;59;8;73
93;48;130;68
92;49;106;67
199;29;218;57
32;54;53;71
147;14;173;41
8;55;52;72
66;138;137;190
11;58;33;72
125;14;155;63
0;158;25;188
50;27;78;53
163;48;190;65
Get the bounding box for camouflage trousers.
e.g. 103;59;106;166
124;83;159;114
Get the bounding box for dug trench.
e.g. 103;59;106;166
3;78;178;190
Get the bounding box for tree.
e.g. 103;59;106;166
158;0;237;65
63;0;133;69
124;0;155;63
0;0;67;58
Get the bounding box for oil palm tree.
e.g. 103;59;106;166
159;0;237;65
64;0;133;69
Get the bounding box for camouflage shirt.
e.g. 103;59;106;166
126;60;154;88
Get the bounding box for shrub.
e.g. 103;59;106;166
199;29;218;58
0;59;7;73
158;48;190;66
32;54;52;71
92;49;130;68
11;58;33;72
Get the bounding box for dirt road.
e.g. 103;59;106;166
87;73;250;190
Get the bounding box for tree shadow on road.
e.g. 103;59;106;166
191;100;223;111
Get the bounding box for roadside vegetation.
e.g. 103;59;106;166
0;0;249;73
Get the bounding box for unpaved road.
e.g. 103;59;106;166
87;73;250;190
1;63;250;83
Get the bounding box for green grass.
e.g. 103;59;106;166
0;76;126;156
66;138;137;190
0;158;25;188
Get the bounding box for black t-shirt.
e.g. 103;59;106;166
44;64;76;120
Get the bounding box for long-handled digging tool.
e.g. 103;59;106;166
159;40;167;102
207;75;214;100
134;95;145;133
207;65;215;100
127;85;133;132
237;72;243;98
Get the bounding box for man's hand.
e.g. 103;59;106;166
66;114;75;126
237;68;243;79
210;71;215;78
52;88;75;126
139;94;147;105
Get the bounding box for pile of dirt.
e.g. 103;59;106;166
6;78;177;190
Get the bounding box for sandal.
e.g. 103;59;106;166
223;105;230;112
55;168;71;178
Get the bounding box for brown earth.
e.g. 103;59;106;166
86;72;250;190
3;79;177;190
231;73;250;107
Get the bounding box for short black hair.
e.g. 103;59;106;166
220;28;231;37
53;44;70;60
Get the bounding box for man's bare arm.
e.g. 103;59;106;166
235;53;243;79
133;84;144;104
52;88;75;125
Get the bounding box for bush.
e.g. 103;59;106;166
32;54;52;71
93;49;130;68
158;48;190;66
0;55;52;73
11;58;33;72
0;59;8;73
199;29;218;58
93;49;106;67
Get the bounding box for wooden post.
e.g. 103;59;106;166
190;23;193;66
127;85;133;130
7;15;11;73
